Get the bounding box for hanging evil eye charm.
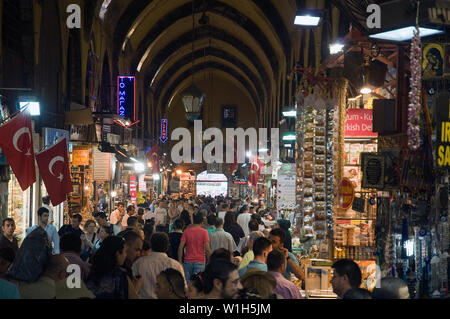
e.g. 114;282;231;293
369;197;376;205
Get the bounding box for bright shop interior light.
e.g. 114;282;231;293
134;162;145;172
153;174;160;180
284;144;292;148
111;191;117;197
329;42;344;54
282;110;297;117
130;157;138;163
282;133;296;141
404;240;414;257
176;170;182;175
360;87;372;95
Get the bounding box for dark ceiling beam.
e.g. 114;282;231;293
140;25;271;93
160;61;261;116
152;47;267;106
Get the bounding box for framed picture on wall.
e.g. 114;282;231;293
222;106;237;127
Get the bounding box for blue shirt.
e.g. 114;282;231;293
285;252;299;280
149;204;155;212
238;260;267;277
0;278;20;299
26;224;60;254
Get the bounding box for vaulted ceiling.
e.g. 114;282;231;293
97;0;381;129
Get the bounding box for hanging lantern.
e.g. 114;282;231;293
181;82;205;121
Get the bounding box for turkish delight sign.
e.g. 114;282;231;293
345;109;378;137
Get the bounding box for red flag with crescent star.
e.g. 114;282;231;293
146;145;159;175
249;156;264;186
35;137;72;206
0;111;36;190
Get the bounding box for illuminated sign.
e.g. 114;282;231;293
436;94;450;167
116;76;139;128
160;119;168;143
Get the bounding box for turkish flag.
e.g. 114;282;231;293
35;137;73;206
0;111;36;190
249;157;264;186
146;145;159;175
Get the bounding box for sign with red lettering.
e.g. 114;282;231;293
345;109;378;137
160;119;168;143
130;175;137;205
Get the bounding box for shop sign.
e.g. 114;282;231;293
138;174;146;192
338;178;355;210
116;76;139;128
276;164;296;211
70;125;89;142
130;175;137;205
345;109;378;137
93;148;111;181
436;93;450;167
160;119;168;143
361;153;385;189
72;145;90;166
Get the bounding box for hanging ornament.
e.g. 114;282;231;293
407;25;422;151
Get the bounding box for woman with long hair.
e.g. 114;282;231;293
86;236;139;299
223;211;245;246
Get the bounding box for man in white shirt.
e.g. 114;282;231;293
132;232;185;299
237;205;252;236
210;218;236;252
218;203;229;221
110;202;124;235
154;201;168;229
26;207;60;254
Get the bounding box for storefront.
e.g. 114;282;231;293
196;170;228;197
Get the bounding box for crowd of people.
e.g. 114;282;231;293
0;195;411;299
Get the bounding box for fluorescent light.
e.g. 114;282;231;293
153;174;160;181
20;102;40;116
176;170;182;175
159;168;163;172
294;15;321;26
282;110;297;117
369;26;444;42
284;144;292;148
282;133;296;141
348;95;362;101
329;43;344;55
134;162;145;172
259;148;269;153
246;151;252;158
130;157;138;163
111;191;117;197
404;240;414;257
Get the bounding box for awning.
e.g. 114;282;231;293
65;107;94;125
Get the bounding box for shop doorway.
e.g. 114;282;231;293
196;171;228;197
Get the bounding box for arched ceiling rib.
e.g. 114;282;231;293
153;48;266;108
162;61;261;116
139;24;272;91
149;38;264;92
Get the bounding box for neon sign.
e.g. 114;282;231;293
115;76;139;128
160;119;168;143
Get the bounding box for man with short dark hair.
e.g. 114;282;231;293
206;214;216;238
94;212;109;235
110;202;125;235
58;214;84;238
269;228;304;281
122;205;136;230
117;216;141;237
218;203;229;221
238;237;272;276
60;232;91;282
155;268;186;299
330;259;362;299
267;250;303;299
203;258;242;299
0;218;19;255
132;232;185;299
210;217;236;253
27;207;60;254
178;212;211;283
237;205;252;236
